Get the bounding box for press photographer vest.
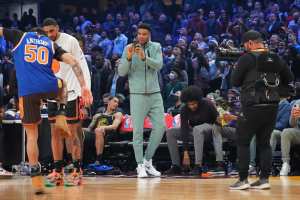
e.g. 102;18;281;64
241;51;281;107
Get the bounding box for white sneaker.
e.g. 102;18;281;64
144;159;161;177
280;162;290;176
0;167;13;178
137;164;148;178
248;165;256;175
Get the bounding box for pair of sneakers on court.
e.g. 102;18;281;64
45;167;83;187
137;159;161;178
30;165;82;195
45;111;82;187
31;114;74;194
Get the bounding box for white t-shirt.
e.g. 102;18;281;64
55;33;91;101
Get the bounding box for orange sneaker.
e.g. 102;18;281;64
32;175;45;195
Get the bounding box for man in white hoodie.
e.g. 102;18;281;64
43;18;91;186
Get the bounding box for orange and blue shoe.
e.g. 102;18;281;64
64;169;82;187
32;175;45;195
45;170;64;187
30;163;45;195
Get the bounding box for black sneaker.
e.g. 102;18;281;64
189;166;202;176
164;165;182;176
210;162;226;175
250;179;270;190
229;179;250;190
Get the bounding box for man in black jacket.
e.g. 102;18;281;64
165;86;224;175
229;30;293;190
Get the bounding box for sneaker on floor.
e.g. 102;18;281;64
88;161;113;172
32;175;45;195
94;165;113;172
144;159;161;177
45;171;64;187
250;179;270;190
136;164;148;178
229;179;250;190
30;163;45;194
164;165;182;176
88;161;99;169
280;162;290;176
64;170;82;187
189;166;202;176
249;165;256;176
209;162;226;175
0;167;13;178
229;170;239;176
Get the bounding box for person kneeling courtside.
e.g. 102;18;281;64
165;86;224;176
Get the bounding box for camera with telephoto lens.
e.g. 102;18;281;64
216;39;245;62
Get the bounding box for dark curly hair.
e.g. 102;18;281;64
181;86;203;103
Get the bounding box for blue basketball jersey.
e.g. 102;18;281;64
12;32;58;96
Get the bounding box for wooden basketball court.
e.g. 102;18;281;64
0;176;299;200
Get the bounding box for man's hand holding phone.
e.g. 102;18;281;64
134;43;145;60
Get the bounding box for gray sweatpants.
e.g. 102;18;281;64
270;129;282;153
166;124;223;166
212;126;258;167
281;128;300;163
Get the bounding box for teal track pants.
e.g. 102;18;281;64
130;93;166;164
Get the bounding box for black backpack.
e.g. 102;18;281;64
242;52;281;106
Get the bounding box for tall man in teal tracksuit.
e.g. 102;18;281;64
118;23;166;178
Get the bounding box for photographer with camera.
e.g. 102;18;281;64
229;30;293;190
216;39;242;92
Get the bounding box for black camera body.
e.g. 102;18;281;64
216;47;245;62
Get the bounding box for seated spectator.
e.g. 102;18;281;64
164;34;174;46
84;96;123;165
90;47;112;112
207;91;237;143
163;67;186;110
106;55;128;97
165;86;224;176
0;87;13;177
279;97;300;176
0;37;6;55
191;51;210;95
79;15;92;35
98;31;113;58
270;88;292;155
167;91;182;117
112;27;128;57
102;13;115;32
267;13;282;35
193;32;208;51
174;58;189;86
